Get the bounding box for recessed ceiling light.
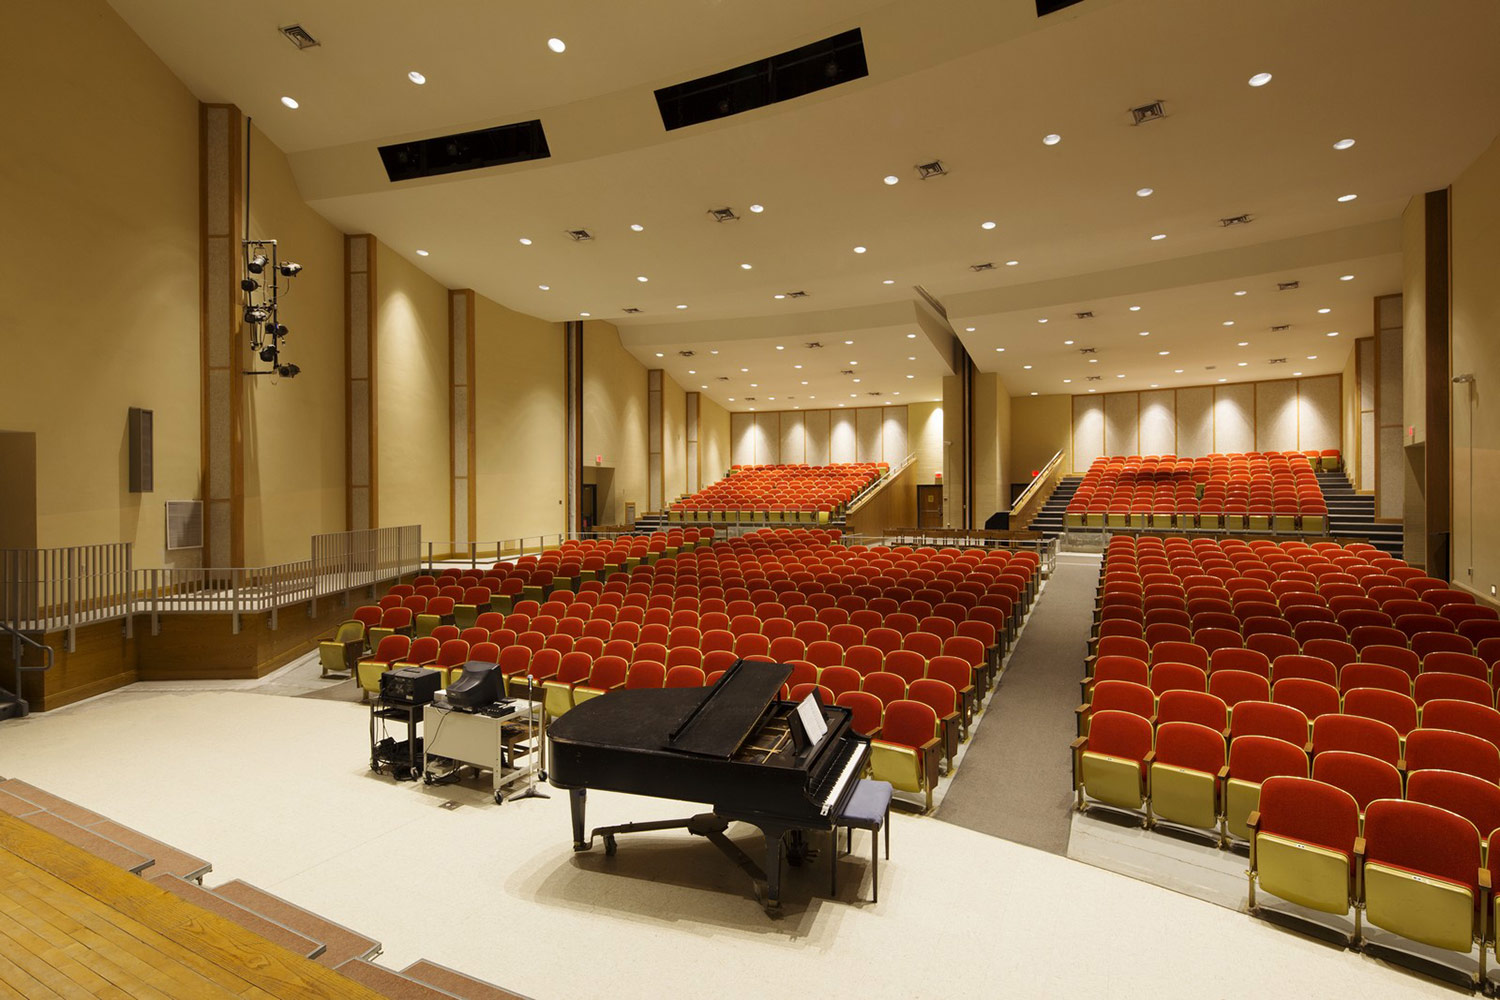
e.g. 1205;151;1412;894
408;71;427;85
1238;341;1249;347
676;304;687;310
636;275;648;283
1139;331;1150;337
1030;391;1038;396
1237;361;1248;367
1038;318;1049;324
547;37;566;53
1150;233;1167;241
687;369;696;374
1327;331;1340;337
1042;133;1061;146
853;246;867;254
655;352;664;358
1063;379;1072;384
801;381;808;385
883;175;899;186
1005;260;1019;266
851;378;860;383
981;221;997;230
1317;307;1331;314
882;279;895;285
774;345;785;351
740;263;753;270
907;356;915;361
849;360;858;365
751;383;760;387
906;374;915;379
1217;378;1228;383
280;96;299;109
1088;358;1098;363
1337;193;1358;203
1129;305;1141;312
1294;371;1303;376
1223;321;1235;326
1174;369;1184;373
749;204;764;213
728;397;735;402
849;394;857;398
1158;350;1170;356
630;224;644;232
580;312;590;317
839;403;845;407
416;249;430;257
965;326;976;332
1248;72;1273;87
996;347;1006;352
701;385;708;389
1136;187;1154;198
906;333;917;338
1339;274;1355;281
538;283;549;290
844;339;854;345
1023;364;1033;370
1116;374;1125;378
1333;138;1356;151
710;349;719;354
1150;384;1159;388
740;367;749;372
1088;389;1096;393
1063;339;1074;345
773;294;786;299
1234;290;1247;296
1306;355;1318;360
794;364;803;369
519;238;533;246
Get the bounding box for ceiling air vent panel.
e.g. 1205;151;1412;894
378;121;551;182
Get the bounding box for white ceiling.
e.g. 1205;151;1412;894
108;0;1500;411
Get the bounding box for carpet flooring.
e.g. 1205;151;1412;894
934;552;1100;855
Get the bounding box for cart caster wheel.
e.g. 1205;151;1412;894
423;771;435;785
495;790;505;805
408;765;422;781
604;835;617;856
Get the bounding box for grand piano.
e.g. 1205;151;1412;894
547;659;870;908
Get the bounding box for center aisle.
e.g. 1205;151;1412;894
934;551;1100;854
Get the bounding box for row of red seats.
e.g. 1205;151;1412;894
670;463;885;517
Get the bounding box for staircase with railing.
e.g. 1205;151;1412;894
1318;469;1403;556
1;622;52;720
1023;476;1082;541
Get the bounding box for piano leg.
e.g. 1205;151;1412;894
763;830;784;909
569;788;588;850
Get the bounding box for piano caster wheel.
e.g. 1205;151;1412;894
423;771;435;785
604;835;618;856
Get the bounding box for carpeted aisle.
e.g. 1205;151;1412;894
934;552;1100;855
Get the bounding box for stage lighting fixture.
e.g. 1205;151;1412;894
277;261;303;277
259;345;278;362
241;277;260;292
247;253;269;274
267;323;288;338
276;362;301;379
244;305;269;324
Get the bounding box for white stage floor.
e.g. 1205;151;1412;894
0;683;1459;1000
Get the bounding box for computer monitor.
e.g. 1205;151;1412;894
446;662;500;709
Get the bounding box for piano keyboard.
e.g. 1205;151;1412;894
815;738;865;816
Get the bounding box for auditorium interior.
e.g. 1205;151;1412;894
4;1;1500;997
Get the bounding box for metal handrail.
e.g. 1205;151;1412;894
1;620;53;718
1007;448;1065;530
845;452;917;516
422;534;569;571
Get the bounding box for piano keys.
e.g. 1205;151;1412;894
547;659;870;909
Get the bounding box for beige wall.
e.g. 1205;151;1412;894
583;321;648;524
473;295;565;540
1069;375;1342;463
907;401;944;485
729;407;911;466
0;0;201;561
1450;135;1500;600
1011;394;1073;476
241;124;348;564
662;373;687;501
699;396;732;488
375;242;450;537
972;373;1010;522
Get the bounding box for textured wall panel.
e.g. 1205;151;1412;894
1360;412;1376;491
731;412;754;466
804;409;831;465
1378;426;1405;518
203;108;229;235
451;386;468;477
1072;396;1105;470
452;487;467;542
348;274;369;379
1138;390;1175;455
882;406;909;464
855;407;882;463
1359;338;1375;410
754;413;780;464
830;411;857;464
1297;375;1340;451
206;240;231;368
351;487;369;530
450;295;468;385
348;237;368;273
1213;383;1255;453
349;381;369;486
779;412;805;464
1255;380;1299;453
1378;323;1403;426
1103;393;1139;456
1175;387;1214;457
207;370;230;497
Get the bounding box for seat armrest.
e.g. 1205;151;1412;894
1143;750;1157;765
1070;736;1088;751
1480;868;1492;893
1245;810;1260;832
1353;837;1366;859
1396;757;1405;772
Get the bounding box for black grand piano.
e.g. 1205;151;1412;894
547;659;870;908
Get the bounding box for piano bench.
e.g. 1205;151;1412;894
831;779;893;903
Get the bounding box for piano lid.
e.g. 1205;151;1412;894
668;659;793;758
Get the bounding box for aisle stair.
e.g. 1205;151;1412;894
1317;470;1403;556
1024;476;1082;541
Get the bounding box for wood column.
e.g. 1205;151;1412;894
345;235;377;530
648;370;664;513
199;104;244;567
1424;189;1452;578
564;321;583;534
686;392;701;491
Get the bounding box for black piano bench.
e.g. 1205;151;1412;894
831;778;893;902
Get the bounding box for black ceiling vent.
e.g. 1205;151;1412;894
1277;280;1300;291
970;262;995;272
1130;101;1166;125
1075;311;1094;319
654;28;869;132
1036;0;1086;15
1271;324;1292;332
279;24;320;50
378;120;550;182
622;307;643;314
1220;214;1253;227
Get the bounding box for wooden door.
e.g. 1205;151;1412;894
916;485;943;528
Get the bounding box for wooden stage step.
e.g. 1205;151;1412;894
0;779;106;825
402;959;531;1000
22;812;152;875
150;874;326;960
90;819;212;882
337;958;465;998
214;878;381;967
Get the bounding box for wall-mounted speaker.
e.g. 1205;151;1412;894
128;407;153;493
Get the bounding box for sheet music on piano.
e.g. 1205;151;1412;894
791;693;828;750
